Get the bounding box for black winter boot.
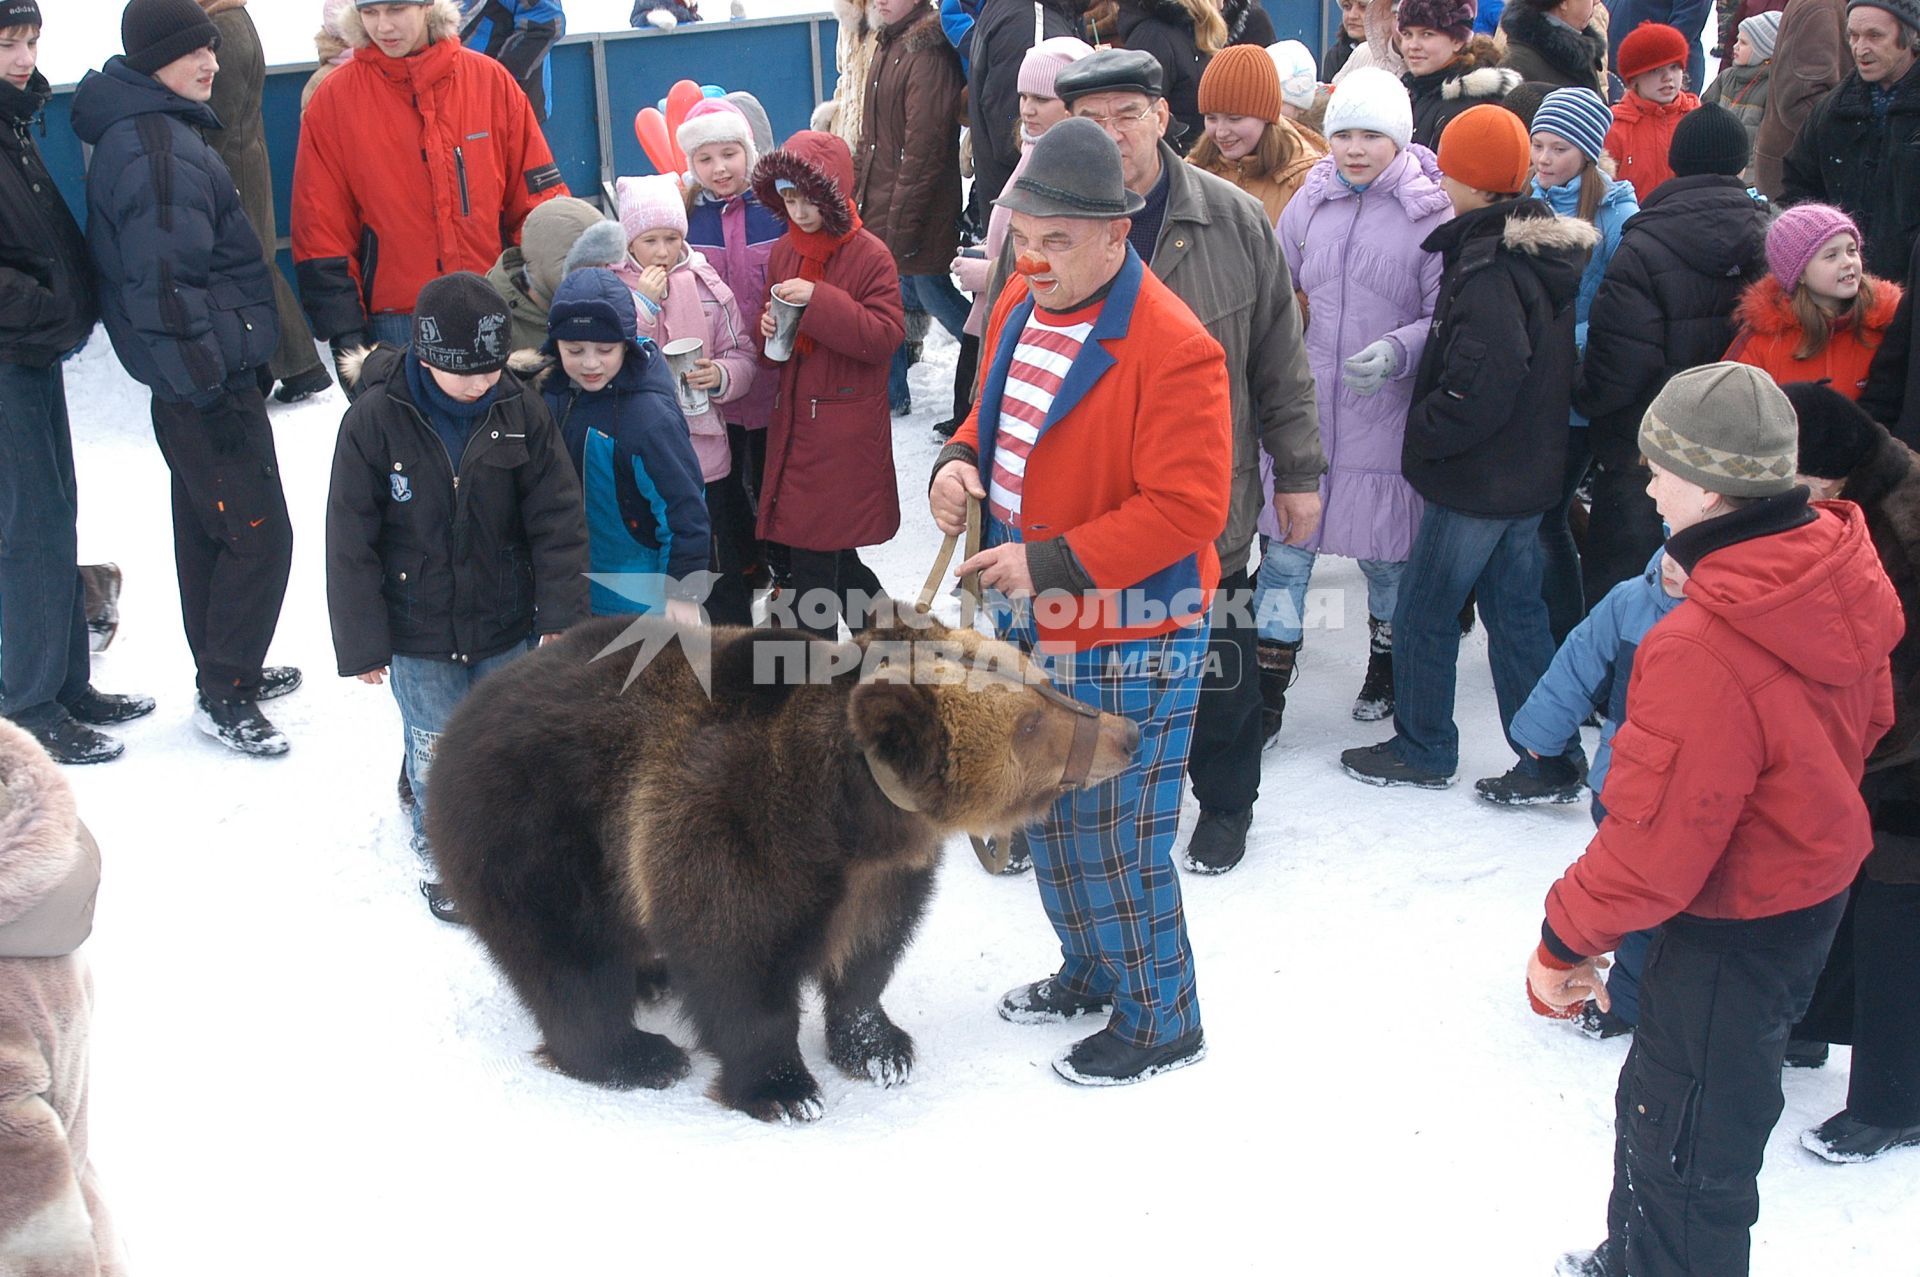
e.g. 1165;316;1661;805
1801;1109;1920;1162
256;666;303;701
25;713;124;765
997;977;1113;1025
194;694;289;757
1554;1239;1624;1277
1353;617;1394;721
1053;1027;1206;1086
1181;806;1253;875
64;686;156;726
1256;638;1299;747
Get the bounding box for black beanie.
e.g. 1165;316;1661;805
121;0;220;76
413;272;511;375
1500;81;1557;130
1668;102;1749;178
1783;380;1881;480
1;1;42;31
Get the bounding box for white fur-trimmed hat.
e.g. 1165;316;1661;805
1266;40;1319;112
677;98;758;169
1322;66;1413;150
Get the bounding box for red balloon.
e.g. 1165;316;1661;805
634;107;680;176
664;79;705;149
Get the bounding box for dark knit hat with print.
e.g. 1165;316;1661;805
1398;0;1476;40
121;0;221;76
1;1;42;31
1784;380;1882;480
413;272;511;375
1668;101;1749;177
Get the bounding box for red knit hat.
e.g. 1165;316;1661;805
1436;103;1533;195
1617;22;1689;80
1197;44;1283;123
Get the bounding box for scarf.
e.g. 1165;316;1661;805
783;211;862;356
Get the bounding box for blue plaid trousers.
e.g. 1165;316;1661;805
1003;613;1211;1047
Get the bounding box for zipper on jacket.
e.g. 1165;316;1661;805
455;145;472;217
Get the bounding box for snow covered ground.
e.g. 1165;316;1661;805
52;319;1920;1274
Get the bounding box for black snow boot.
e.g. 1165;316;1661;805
421;879;467;926
1801;1109;1920;1163
256;666;303;701
1554;1239;1624;1277
1181;806;1253;875
1353;617;1393;721
64;686;156;726
26;713;124;765
1340;741;1453;789
1574;999;1633;1040
1474;755;1588;807
997;977;1113;1025
1053;1027;1205;1086
1256;637;1299;746
1783;1039;1830;1069
80;562;121;652
272;365;334;404
194;694;289;757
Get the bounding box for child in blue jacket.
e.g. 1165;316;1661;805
531;268;712;619
1491;545;1687;1034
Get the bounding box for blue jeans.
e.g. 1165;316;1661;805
1254;539;1405;645
390;640;534;864
1388;503;1579;776
367;312;413;348
0;362;89;728
888;274;970;408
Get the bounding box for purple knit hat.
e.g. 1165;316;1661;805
1766;203;1861;291
1397;0;1475;39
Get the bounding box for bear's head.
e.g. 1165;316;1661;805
845;621;1140;834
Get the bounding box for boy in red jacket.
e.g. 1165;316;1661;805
1531;362;1904;1277
1604;23;1700;200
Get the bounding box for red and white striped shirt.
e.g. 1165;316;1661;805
987;301;1100;528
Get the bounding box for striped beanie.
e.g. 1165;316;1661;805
1530;87;1611;162
1738;11;1781;59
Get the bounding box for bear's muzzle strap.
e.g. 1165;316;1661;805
1034;679;1104;789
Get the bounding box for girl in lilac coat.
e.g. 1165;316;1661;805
1255;72;1452;733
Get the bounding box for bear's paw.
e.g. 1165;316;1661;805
827;1006;916;1088
727;1058;825;1124
536;1029;691;1092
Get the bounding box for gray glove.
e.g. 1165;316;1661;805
1341;339;1398;397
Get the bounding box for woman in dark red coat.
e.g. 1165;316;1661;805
751;131;907;638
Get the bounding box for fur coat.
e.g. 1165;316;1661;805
0;718;123;1277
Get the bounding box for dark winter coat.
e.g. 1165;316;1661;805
1861;238;1920;445
1324;26;1362;81
1498;4;1608;94
1403;199;1599;517
461;0;566;119
1780;62;1920;282
1222;0;1275;47
853;4;965;277
1576;174;1770;466
1405;36;1523;151
293;0;567;338
1544;497;1902;958
204;0;326;384
1753;0;1848;198
966;0;1084;205
325;345;590;676
0;72;96;368
70;59;279;406
530;340;711;617
1115;0;1211;153
1833;427;1920;883
750;134;906;551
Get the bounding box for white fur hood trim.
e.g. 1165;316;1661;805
1503;211;1603;256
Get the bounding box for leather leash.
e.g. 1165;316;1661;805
915;495;982;630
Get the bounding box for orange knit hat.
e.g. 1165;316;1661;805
1436;103;1533;195
1197;44;1283;124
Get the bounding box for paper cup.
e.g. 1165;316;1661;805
661;336;708;416
763;293;807;362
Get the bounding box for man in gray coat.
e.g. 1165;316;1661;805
1056;49;1324;874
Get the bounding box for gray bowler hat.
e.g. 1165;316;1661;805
994;118;1148;218
1053;47;1165;103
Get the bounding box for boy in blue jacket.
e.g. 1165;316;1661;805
1493;546;1687;1034
533;268;712;620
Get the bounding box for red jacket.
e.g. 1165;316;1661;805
1605;90;1701;202
1726;273;1904;400
292;26;565;338
751;132;906;551
1544;500;1904;958
953;250;1232;650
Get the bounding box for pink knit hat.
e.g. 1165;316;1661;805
616;174;688;240
676;98;757;168
1766;203;1860;291
1017;35;1095;98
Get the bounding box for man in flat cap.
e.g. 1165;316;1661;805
1056;47;1324;875
929;119;1232;1086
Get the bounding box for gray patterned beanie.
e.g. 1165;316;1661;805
1639;362;1798;497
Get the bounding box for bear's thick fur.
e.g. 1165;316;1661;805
427;614;1139;1122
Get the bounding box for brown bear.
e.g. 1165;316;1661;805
426;613;1139;1122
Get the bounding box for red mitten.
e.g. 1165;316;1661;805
1528;941;1583;1019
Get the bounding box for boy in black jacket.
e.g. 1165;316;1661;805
325;272;589;922
0;1;153;764
1340;104;1597;796
1577;102;1770;603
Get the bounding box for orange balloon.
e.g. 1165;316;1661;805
634;107;680;175
664;79;705;148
